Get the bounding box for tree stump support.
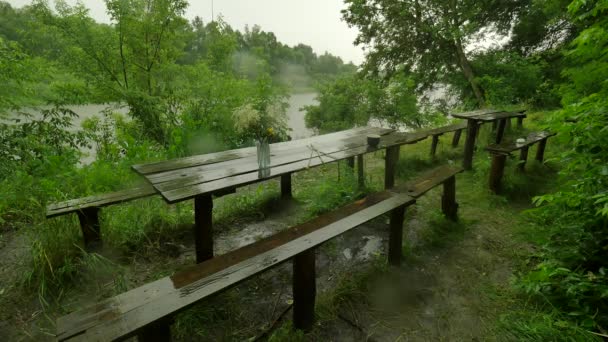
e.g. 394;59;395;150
388;205;406;266
496;119;507;144
293;248;316;331
385;146;400;189
441;176;458;221
77;207;102;251
489;154;507;194
194;194;214;263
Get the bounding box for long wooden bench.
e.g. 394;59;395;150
56;191;417;341
485;131;556;193
422;122;468;157
55;164;465;341
394;165;464;221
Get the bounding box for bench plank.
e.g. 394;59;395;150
46;186;157;218
485;131;556;155
423;122;467;136
395;165;464;198
57;191;415;341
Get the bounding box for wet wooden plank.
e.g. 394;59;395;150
471;111;526;122
132;127;381;175
450;108;502;119
395;165;464;198
46;186;157;218
146;127;393;188
423;122;467;136
56;192;415;341
485;131;556;155
159;131;428;203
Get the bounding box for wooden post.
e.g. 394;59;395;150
346;156;355;169
357;154;364;188
495;119;507;144
388;205;406;266
489;154;507;194
430;135;440;158
293;248;316;331
441;176;458;221
194;194;214;263
463;120;479;170
535;139;547;163
384;146;400;189
451;129;462;147
281;173;292;199
518;146;529;172
505;117;512;131
138;319;171;342
517;117;524;129
77;208;101;251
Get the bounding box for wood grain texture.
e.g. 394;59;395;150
56;192;415;341
395;165;464;199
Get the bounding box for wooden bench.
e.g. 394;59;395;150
485;131;556;193
422;122;468;157
56;191;417;341
394;165;464;221
46;186;236;250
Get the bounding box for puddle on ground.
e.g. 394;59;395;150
357;235;383;261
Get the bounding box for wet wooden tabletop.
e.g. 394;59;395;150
451;109;526;121
132;127;429;204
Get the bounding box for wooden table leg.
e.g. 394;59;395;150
385;146;400;189
518;147;529;172
489;154;507;194
452;129;462;147
357;154;364;188
77;208;102;251
194;194;213;263
293;248;316;331
496;119;507;144
441;176;458;221
346;156;355;169
430;135;440;158
505;118;512;131
463;120;479;170
517;117;524;129
492;121;498;132
536;139;547;163
281;173;292;199
388;205;406;266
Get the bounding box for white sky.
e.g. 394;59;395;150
6;0;366;64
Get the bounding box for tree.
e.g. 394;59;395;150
342;0;524;107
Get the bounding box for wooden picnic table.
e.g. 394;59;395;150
451;109;527;170
132;126;428;263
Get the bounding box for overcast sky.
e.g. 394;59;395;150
6;0;366;64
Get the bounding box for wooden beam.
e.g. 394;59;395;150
463;120;479;170
281;173;292;199
388;205;406;266
137;319;171;342
384;146;400;189
441;176;458;221
357;154;364;189
489;154;507;194
293;248;316;331
194;195;214;263
451;129;462;147
76;208;101;251
535;139;547;163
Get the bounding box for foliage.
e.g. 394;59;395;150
520;0;608;332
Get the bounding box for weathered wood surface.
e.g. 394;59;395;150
395;165;464;198
132;127;382;175
146;127;392;190
485;131;556;155
388;205;406;266
56;191;415;341
471;111;526;122
46;185;156;218
450;109;502;118
489;154;507;193
423;122;467;136
154;131;427;203
462;120;479;170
